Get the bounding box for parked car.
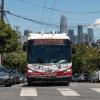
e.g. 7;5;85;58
0;66;13;87
72;73;86;82
89;71;100;83
9;69;20;84
18;73;27;83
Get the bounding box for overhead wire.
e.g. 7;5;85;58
6;11;58;27
19;0;100;14
6;10;100;30
18;0;100;33
5;11;76;29
4;12;10;26
46;0;56;31
39;0;47;31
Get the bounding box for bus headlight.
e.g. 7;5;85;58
28;69;33;72
67;69;71;72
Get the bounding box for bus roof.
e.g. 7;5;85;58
27;32;70;40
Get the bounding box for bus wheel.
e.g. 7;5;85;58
27;79;32;86
27;81;32;86
64;82;69;86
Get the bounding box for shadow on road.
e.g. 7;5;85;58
22;82;69;87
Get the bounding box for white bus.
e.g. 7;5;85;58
25;32;72;86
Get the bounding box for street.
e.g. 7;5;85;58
0;82;100;100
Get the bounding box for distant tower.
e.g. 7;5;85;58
24;30;33;36
78;25;83;44
82;33;90;45
60;14;67;33
87;28;94;43
0;5;1;20
24;29;33;44
68;29;74;44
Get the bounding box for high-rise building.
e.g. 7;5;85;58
24;30;33;36
96;39;100;48
87;28;94;42
0;1;2;20
78;25;83;44
68;29;74;44
74;35;78;44
60;14;67;33
82;33;90;45
24;30;33;44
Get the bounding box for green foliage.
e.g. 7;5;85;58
0;21;18;53
3;51;27;73
72;44;100;74
0;20;27;72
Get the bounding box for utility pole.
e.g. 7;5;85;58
1;0;4;22
0;0;4;66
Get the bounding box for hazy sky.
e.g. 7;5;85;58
4;0;100;40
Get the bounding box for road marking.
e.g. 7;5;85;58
91;88;100;93
20;88;37;96
57;88;80;96
71;84;77;86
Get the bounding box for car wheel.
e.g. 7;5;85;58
5;83;12;87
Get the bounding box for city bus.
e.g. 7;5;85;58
25;32;72;86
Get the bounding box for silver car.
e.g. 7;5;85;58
0;67;12;87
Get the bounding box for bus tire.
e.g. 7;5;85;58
65;82;70;86
27;79;32;86
28;81;32;86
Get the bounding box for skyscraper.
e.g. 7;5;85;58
24;30;33;36
87;28;94;42
0;5;1;20
78;25;83;44
82;33;90;45
60;14;67;33
68;29;74;44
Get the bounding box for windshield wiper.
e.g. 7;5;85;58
57;60;67;64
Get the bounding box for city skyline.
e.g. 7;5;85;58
1;0;100;40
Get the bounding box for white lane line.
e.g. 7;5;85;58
91;88;100;93
20;88;37;96
57;88;80;96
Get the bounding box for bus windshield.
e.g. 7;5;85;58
27;45;71;63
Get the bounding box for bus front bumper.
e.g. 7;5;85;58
27;76;72;82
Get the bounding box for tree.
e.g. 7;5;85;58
3;51;27;73
0;21;18;53
72;44;100;74
82;47;100;73
72;44;87;73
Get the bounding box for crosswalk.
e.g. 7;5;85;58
20;87;37;96
91;88;100;93
57;88;80;96
20;87;100;97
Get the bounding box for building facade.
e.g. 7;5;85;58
87;28;94;43
60;14;67;33
78;25;83;44
68;29;74;44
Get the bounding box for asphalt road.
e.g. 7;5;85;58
0;82;100;100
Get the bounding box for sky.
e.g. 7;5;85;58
3;0;100;41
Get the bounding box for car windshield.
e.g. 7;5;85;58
0;67;8;73
27;45;71;63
